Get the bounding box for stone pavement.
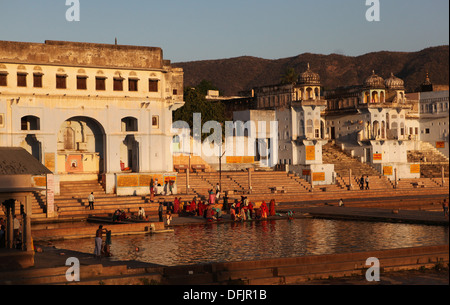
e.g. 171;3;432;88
295;206;449;226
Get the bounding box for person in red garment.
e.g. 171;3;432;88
269;199;276;216
260;201;268;219
173;197;180;214
190;197;197;216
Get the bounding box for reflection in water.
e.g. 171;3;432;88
50;218;449;267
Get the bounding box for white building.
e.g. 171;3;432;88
324;71;420;179
0;40;184;195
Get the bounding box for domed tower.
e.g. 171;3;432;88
362;70;386;104
420;72;433;92
296;63;321;100
385;72;405;103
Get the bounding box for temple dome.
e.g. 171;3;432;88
364;70;385;89
298;63;321;85
385;73;404;90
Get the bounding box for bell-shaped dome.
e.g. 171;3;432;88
298;63;321;85
385;73;404;90
364;70;385;89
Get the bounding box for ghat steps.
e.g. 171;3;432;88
407;141;449;178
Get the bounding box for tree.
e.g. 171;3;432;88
280;67;299;85
173;81;225;140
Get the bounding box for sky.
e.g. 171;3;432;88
0;0;448;63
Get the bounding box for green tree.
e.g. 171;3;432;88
280;67;299;85
173;82;225;140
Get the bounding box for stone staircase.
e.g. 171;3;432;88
322;142;381;177
407;141;449;178
30;180;168;221
322;142;393;190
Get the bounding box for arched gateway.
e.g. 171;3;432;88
57;116;106;175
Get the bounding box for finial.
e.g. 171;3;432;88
307;63;310;70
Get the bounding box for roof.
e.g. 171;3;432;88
0;147;52;175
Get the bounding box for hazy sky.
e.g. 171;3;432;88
0;0;448;62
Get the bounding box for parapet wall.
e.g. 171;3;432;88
0;40;163;70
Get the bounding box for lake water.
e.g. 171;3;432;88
50;218;449;267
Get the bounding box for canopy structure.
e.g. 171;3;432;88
0;147;51;270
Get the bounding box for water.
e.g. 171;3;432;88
50;218;449;267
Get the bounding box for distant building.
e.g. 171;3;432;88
0;40;184;195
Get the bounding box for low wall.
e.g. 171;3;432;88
161;245;449;284
32;222;165;241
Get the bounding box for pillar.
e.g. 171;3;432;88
394;168;398;189
248;168;253;194
442;166;445;187
6;204;13;249
24;195;33;252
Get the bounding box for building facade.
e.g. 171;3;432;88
0;40;184;195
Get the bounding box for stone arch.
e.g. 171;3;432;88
57;116;106;174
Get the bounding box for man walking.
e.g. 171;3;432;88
88;192;95;210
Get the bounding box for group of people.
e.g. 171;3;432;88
359;175;370;190
228;198;277;221
150;178;175;201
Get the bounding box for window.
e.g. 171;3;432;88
425;128;430;134
33;73;43;88
149;79;158;92
173;89;178;95
77;76;87;90
21;116;40;131
56;75;67;89
121;117;138;132
96;77;106;91
0;113;4;128
128;79;138;91
0;72;7;86
114;78;124;91
17;73;27;87
152;116;159;129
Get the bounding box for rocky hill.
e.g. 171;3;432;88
173;46;449;96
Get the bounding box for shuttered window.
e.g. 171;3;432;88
56;75;67;89
114;78;123;91
96;77;106;91
17;73;27;87
33;73;43;88
0;73;7;86
149;79;158;92
77;76;87;90
128;78;138;92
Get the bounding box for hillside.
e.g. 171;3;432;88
173;46;449;96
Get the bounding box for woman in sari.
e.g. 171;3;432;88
269;199;276;216
173;197;180;214
190;197;197;215
260;201;268;219
150;178;155;202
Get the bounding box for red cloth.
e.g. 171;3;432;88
261;201;268;218
174;198;179;214
269;200;276;216
190;200;196;213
